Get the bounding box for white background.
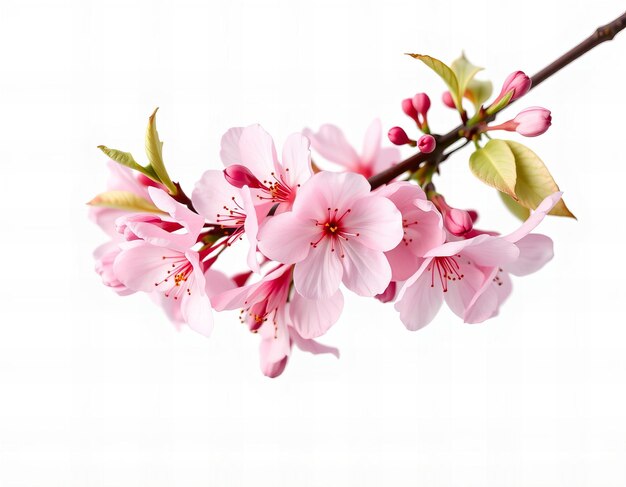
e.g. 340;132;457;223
1;0;625;485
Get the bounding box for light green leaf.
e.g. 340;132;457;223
486;89;513;115
503;140;575;218
97;145;159;181
145;108;177;194
451;52;483;108
465;78;493;112
87;190;163;213
407;53;461;111
498;191;530;221
469;139;517;199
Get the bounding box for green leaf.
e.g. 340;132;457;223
97;145;159;181
469;139;517;199
498;191;530;221
87;190;163;213
503;140;576;218
407;53;461;111
486;89;513;115
451;52;483;108
465;78;493;112
145;108;177;194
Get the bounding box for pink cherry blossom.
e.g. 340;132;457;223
211;265;340;377
417;134;436;153
191;170;260;272
257;171;403;299
113;187;219;336
93;241;134;296
220;124;312;208
303;119;400;178
487;107;552;137
375;181;445;281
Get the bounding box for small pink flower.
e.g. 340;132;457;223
113;188;218;336
258;171;403;299
303;119;400;178
191;170;260;272
487;107;552;137
375;182;445;281
417;134;436;153
220;124;312;208
212;265;340;377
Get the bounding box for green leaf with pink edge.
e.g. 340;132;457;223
451;52;484;108
469;139;518;199
407;54;461;111
145;107;177;194
504;140;576;219
87;190;164;213
498;191;530;221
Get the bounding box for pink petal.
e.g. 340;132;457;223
372;146;401;174
113;241;182;293
302;124;360;169
394;258;443;331
293;238;343;299
148;187;204;237
292;171;371;222
290;289;344;339
181;285;214;337
506;233;554;276
220;127;244;166
240;186;261;273
385;246;424;281
504;192;562;243
344;195;403;251
192;170;245;224
443;260;488;321
204;269;236;297
340;240;392;297
360;118;381;167
257;212;318;264
238;124;278;180
281;133;312;187
427;234;519;267
291;329;340;358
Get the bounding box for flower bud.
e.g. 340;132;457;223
467;209;479;223
401;98;418;121
388;126;411;146
497;70;531;102
412;93;431;115
441;91;456;109
431;194;473;236
223;164;264;189
512;107;552;137
445;208;474;236
417;134;436;154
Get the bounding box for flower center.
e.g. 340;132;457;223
310;207;360;257
401;218;419;246
256;170;298;204
154;255;194;300
428;255;464;292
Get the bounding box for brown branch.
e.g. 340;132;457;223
368;11;626;190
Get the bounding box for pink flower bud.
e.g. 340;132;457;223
375;281;397;303
401;98;418;121
431;194;473;236
441;91;456;109
412;93;431;115
445;208;474;236
417;134;436;153
467;209;479;223
388;126;411;146
497;70;531;102
223;164;264;189
513;106;552;137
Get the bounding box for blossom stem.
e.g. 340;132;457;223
368;11;626;190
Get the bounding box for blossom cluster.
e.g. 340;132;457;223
90;56;569;377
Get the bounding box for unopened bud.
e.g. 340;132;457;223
388;126;411;146
401;98;418;121
497;70;531;103
223;164;264;189
412;93;431;115
442;91;456;109
417;134;436;154
375;281;397;303
512;107;552;137
431;194;473;236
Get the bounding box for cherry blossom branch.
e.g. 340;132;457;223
368;10;626;190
